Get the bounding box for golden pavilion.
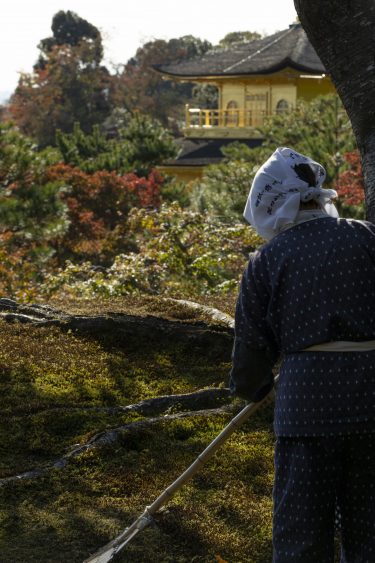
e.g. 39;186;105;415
154;23;336;181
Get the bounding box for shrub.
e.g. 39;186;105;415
335;150;365;218
43;202;264;298
45;164;163;262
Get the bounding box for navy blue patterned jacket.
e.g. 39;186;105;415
229;216;375;436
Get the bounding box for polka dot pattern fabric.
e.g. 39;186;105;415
231;216;375;561
232;216;375;436
273;434;375;562
275;351;375;436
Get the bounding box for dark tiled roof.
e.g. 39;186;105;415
154;24;326;78
162;137;264;167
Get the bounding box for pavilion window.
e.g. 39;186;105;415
276;99;290;114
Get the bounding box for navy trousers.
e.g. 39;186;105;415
272;434;375;563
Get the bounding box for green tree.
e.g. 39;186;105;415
0;123;69;282
191;156;260;221
260;95;356;186
218;31;262;47
119;113;177;176
9;11;112;147
56;123;124;174
0;123;67;240
56;114;177;176
191;84;219;110
36;10;103;67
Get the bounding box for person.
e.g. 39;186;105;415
229;147;375;563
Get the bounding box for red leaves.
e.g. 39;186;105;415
45;163;162;259
122;169;163;208
335;150;365;206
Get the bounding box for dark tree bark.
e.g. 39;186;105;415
294;0;375;222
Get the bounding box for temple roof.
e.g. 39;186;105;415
154;24;326;78
162;137;264;167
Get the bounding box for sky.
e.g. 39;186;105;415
1;0;297;101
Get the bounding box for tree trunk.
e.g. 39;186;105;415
294;0;375;222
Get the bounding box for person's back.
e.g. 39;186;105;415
254;216;375;351
229;147;375;562
256;216;375;435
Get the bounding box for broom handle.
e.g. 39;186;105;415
146;387;276;516
84;383;277;562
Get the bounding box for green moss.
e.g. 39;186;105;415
0;297;278;562
45;292;238;318
0;412;275;562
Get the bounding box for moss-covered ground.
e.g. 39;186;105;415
0;295;275;563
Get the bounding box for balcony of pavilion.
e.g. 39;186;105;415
183;102;294;139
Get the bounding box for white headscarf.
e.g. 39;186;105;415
243;147;339;240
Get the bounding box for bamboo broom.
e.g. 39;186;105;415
84;385;276;563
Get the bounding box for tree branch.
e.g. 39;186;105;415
0;404;237;487
0;298;233;352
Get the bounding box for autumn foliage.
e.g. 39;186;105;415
9;11;112;147
335;150;365;206
0;121;167;297
1;6;367;304
45;164;163;261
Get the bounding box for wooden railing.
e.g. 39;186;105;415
185;106;270;128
